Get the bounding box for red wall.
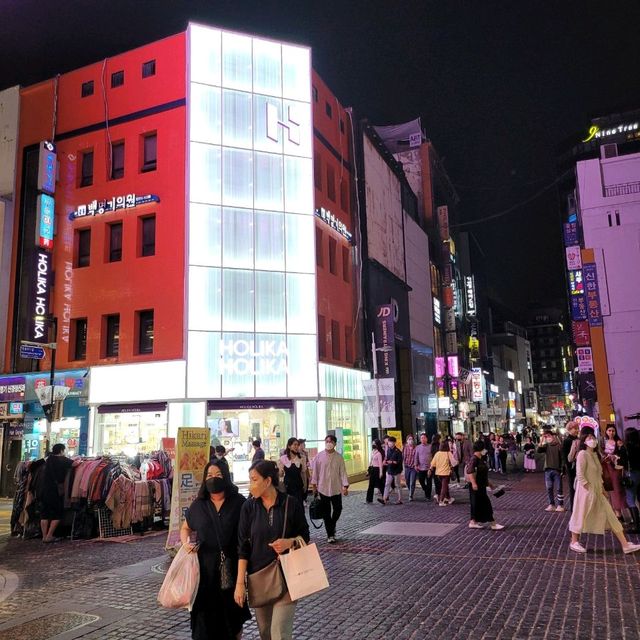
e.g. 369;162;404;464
312;72;357;368
5;33;187;371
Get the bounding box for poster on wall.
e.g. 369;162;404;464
166;427;211;549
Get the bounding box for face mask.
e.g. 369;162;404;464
325;442;335;451
586;439;597;449
205;477;227;494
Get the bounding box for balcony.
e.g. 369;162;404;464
604;181;640;197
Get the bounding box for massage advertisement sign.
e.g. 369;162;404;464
166;427;210;549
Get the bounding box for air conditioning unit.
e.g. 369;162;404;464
600;143;618;159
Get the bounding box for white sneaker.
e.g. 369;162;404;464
438;501;447;507
545;505;556;512
623;543;640;554
448;497;455;504
570;541;587;553
490;523;505;530
556;506;565;512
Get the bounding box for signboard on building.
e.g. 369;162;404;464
37;141;56;194
315;207;352;242
437;206;449;241
36;194;55;250
447;355;459;378
28;250;52;343
563;222;579;246
374;304;396;378
471;368;483;402
69;194;160;220
444;307;456;332
445;331;457;355
433;297;441;325
569;269;584;296
435;356;445;379
566;246;582;271
572;321;591;347
0;377;26;402
576;347;594;373
465;276;477;317
570;294;588;321
583;262;603;328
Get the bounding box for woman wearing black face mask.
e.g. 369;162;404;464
181;459;250;640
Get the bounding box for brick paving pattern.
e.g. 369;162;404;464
1;470;639;639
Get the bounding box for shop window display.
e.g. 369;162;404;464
96;410;168;458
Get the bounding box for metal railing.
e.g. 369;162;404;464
604;181;640;197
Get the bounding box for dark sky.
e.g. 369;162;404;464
2;0;639;315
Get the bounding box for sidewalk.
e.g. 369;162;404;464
1;471;639;639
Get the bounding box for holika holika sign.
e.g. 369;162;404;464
220;338;289;376
68;194;160;220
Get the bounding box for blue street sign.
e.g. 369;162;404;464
20;344;46;360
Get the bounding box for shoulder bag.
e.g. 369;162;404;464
247;496;289;608
205;501;235;591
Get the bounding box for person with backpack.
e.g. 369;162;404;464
378;436;403;505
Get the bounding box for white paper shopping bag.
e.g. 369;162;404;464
279;540;329;601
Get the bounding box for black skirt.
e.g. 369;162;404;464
469;486;494;523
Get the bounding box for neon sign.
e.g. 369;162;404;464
315;207;352;242
69;194;160;220
583;122;639;143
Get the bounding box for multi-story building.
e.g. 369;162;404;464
0;24;370;489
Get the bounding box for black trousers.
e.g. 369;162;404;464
366;468;382;502
319;493;342;537
417;470;432;498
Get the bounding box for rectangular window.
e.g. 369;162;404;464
142;59;156;78
75;228;91;268
81;80;94;97
345;326;353;363
340;179;349;212
328;237;337;275
105;314;120;357
141;133;157;172
326;165;336;201
111;70;124;88
315;227;323;268
80;150;93;187
331;320;340;360
342;246;350;283
325;102;332;119
72;318;88;361
139;215;156;257
314;154;322;190
108;222;123;262
137;310;154;354
111;142;124;179
318;315;326;358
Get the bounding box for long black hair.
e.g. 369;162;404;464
372;438;384;457
285;437;300;459
197;458;237;500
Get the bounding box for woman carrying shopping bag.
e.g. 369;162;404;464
180;459;250;640
235;460;309;640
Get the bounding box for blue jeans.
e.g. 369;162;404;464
625;470;640;508
404;467;417;498
544;469;563;506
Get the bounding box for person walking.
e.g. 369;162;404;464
430;434;442;499
252;440;265;463
366;439;384;503
279;438;305;506
523;437;536;473
537;430;565;512
415;433;433;501
507;436;518;471
562;421;579;510
429;441;456;506
456;433;474;488
310;435;349;543
466;441;505;530
297;439;310;501
623;428;640;533
403;434;418;501
235;461;310;639
487;433;496;471
182;460;249;640
568;432;640;555
497;436;508;474
602;425;628;520
378;436;403;505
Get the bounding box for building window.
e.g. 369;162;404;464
314;154;322;190
331;320;340;360
111;70;124;88
72;318;88;361
111;142;124;179
81;80;94;97
139;215;156;257
340;179;348;212
318;315;326;358
74;228;91;268
342;246;350;283
312;86;318;102
141;133;157;172
316;227;323;268
142;60;156;78
137;310;154;354
325;102;332;119
108;222;123;262
345;326;353;363
105;314;120;358
80;150;93;187
328;237;337;275
326;165;336;202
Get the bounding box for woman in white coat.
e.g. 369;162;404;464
569;431;640;554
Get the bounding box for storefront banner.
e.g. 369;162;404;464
166;427;211;549
0;377;26;402
378;377;396;428
471;368;483;402
576;347;594;373
572;321;591;347
362;380;379;432
374;305;396;378
570;294;587;321
583;263;603;328
161;437;176;462
98;402;167;414
566;246;582;271
563;222;579;246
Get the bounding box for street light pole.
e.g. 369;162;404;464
44;316;58;455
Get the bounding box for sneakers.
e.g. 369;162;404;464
377;498;387;506
623;543;640;554
545;505;556;512
438;501;446;507
490;523;505;530
408;496;413;502
447;497;455;505
569;541;587;553
556;506;566;512
468;522;484;529
327;536;337;544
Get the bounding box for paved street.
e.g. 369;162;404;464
1;471;640;640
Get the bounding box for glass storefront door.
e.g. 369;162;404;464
96;409;168;458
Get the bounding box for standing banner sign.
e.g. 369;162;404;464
583;263;603;327
166;427;211;549
374;304;396;378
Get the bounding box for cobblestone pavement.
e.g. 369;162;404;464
1;471;640;639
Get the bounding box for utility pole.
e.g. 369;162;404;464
371;332;382;442
41;317;58;455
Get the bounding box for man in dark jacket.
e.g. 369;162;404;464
378;436;403;505
537;430;565;512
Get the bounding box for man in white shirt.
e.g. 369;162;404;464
310;434;349;543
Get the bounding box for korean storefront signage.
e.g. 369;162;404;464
36;194;55;250
572;321;591;347
435;356;445;379
450;379;459;401
0;377;26;402
315;207;352;242
447;355;459;378
465;276;476;317
570;294;587;321
437;205;449;241
445;331;457;355
374;304;396;378
576;347;594;373
444;307;456;332
582;121;639;142
219;338;288;376
68;194;160;220
37;141;56;195
569;270;584;296
471;368;483;402
166;427;211;549
29;250;52;343
0;403;24;419
583;262;603;328
566;246;582;271
563;222;578;246
433;297;441;325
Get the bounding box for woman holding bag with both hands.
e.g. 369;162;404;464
235;460;310;640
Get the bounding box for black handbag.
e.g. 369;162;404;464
206;502;235;591
308;494;325;529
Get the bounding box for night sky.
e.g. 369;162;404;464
2;0;639;315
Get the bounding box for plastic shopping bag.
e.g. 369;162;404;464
158;545;200;611
279;537;329;601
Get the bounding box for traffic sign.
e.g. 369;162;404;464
19;344;46;360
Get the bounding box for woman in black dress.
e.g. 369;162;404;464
465;440;505;530
181;459;250;640
279;438;305;505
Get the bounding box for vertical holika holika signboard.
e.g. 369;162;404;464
166;427;210;549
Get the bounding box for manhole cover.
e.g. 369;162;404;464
361;521;459;537
0;612;99;640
